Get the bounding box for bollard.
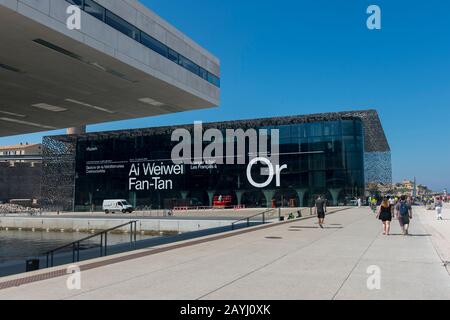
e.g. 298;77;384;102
26;259;40;272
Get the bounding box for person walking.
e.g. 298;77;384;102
395;195;413;235
371;197;377;213
426;198;432;210
389;196;396;216
376;197;393;235
435;197;444;220
314;195;327;229
357;197;362;208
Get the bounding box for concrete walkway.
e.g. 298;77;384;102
416;203;450;272
0;206;449;300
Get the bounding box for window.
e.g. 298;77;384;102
66;0;83;6
207;72;220;87
168;49;179;63
346;152;363;170
306;123;323;137
354;120;363;136
63;0;220;87
105;11;140;41
179;56;199;75
323;121;340;136
342;120;355;136
141;33;168;57
279;125;291;142
292;124;307;138
84;0;104;21
343;136;358;152
198;67;208;81
311;171;326;188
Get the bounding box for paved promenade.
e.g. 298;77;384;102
0;206;449;300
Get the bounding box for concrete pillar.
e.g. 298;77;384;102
207;191;215;207
67;126;86;135
181;191;189;199
295;189;308;207
130;192;137;208
329;188;342;206
235;190;244;205
262;189;276;208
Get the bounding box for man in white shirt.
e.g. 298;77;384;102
389;196;396;215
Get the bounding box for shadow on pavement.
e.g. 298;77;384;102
386;233;432;237
289;226;344;229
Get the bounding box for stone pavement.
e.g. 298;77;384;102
416;203;450;273
0;206;449;300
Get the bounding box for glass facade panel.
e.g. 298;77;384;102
66;118;366;210
307;122;323;137
342;120;356;136
323;121;341;136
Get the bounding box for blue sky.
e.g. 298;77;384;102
1;0;449;190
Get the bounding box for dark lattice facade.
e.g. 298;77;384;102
41;135;78;211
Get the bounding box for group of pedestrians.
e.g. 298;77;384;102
375;195;413;236
313;194;444;233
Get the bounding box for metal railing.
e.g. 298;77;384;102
45;220;138;268
231;209;275;230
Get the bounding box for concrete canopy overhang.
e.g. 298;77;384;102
0;2;220;137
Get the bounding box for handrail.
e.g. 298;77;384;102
44;220;138;268
231;209;275;230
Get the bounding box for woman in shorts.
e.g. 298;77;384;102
376;198;392;235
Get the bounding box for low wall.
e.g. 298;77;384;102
0;207;346;234
0;217;236;234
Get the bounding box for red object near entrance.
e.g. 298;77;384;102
213;195;233;208
271;199;276;208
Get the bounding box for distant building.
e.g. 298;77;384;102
416;184;432;196
0;143;42;165
392;180;431;197
401;179;415;192
366;179;432;198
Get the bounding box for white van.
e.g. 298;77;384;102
102;200;133;214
